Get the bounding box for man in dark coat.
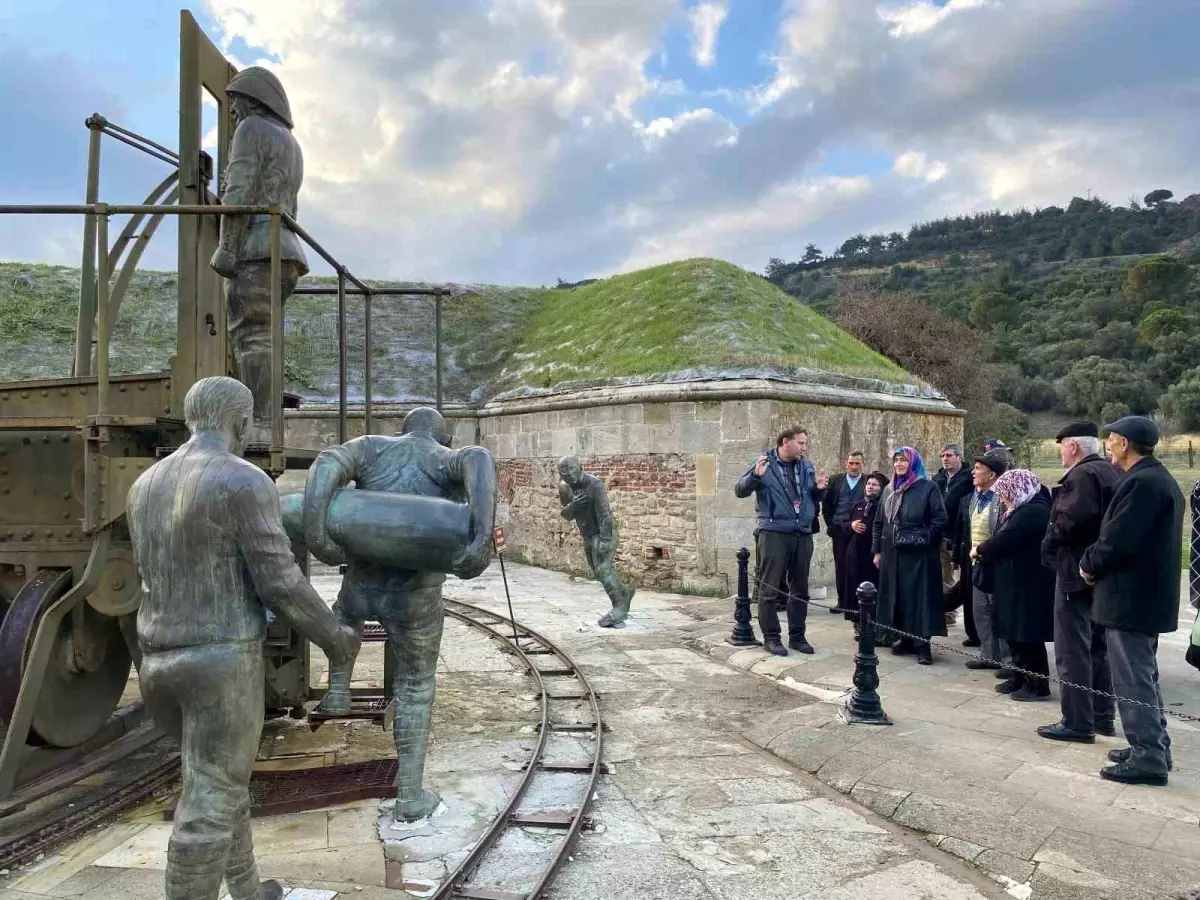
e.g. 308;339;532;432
956;452;1008;671
1080;416;1184;785
822;451;866;614
934;443;976;638
1037;422;1122;744
736;427;828;656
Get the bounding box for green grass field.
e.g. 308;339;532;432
492;258;914;392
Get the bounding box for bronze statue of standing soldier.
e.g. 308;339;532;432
209;65;307;444
558;456;635;627
127;377;360;900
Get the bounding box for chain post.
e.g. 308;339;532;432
727;547;761;647
839;582;892;726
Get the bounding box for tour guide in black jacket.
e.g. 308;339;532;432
736;427;828;656
1081;416;1184;786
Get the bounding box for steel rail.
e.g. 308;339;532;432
0;747;179;871
437;599;603;900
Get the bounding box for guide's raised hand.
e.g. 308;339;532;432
754;454;769;477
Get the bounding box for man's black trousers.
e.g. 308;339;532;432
755;530;813;643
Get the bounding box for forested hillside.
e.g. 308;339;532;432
765;190;1200;446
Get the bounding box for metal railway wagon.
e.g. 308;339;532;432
0;11;409;802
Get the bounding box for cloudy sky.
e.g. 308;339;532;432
1;0;1196;286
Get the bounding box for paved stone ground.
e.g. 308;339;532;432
0;560;1006;900
685;576;1200;900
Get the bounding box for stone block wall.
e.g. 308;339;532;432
494;455;701;591
281;378;964;596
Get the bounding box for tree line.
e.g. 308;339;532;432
765;191;1200;445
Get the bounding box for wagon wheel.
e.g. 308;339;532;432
0;569;133;748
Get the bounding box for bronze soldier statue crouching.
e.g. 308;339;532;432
558;456;635;627
127;377;360;900
301;408;497;821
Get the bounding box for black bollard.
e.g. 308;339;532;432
727;547;761;647
839;582;891;726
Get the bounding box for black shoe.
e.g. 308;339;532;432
1037;723;1095;744
917;653;933;666
788;638;815;654
965;659;1001;670
891;640;915;656
962;638;981;648
995;668;1015;679
262;881;286;900
1099;762;1168;786
1011;685;1052;702
1108;747;1173;771
1095;721;1116;737
765;641;788;657
995;678;1021;694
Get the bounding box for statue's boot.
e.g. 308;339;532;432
164;839;226;900
237;348;274;444
391;622;441;822
224;822;284;900
319;660;354;715
395;787;442;822
597;607;627;628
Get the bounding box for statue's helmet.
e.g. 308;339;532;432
226;66;293;128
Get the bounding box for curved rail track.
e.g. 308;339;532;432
435;599;604;900
0;598;604;900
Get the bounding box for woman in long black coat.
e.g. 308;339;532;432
873;447;949;665
841;471;888;632
972;468;1055;701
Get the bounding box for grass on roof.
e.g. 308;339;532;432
497;257;912;390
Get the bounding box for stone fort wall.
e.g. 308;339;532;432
282;378;964;595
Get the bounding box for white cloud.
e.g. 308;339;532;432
618;174;872;272
11;0;1194;285
877;0;993;38
687;2;727;68
893;150;948;182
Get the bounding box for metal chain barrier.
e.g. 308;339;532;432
748;572;1200;725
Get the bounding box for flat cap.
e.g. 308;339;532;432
973;452;1009;477
1055;421;1098;442
1103;415;1159;448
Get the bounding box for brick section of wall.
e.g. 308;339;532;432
495;455;703;591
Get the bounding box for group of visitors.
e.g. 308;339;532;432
737;416;1186;786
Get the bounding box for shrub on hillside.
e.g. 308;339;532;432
1159;367;1200;431
1057;356;1160;420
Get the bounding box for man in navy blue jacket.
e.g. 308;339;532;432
736;427;828;655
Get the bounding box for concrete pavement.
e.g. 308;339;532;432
685;575;1200;900
1;560;1006;900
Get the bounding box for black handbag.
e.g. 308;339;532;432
892;522;931;549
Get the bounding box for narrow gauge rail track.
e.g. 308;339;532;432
0;750;180;871
435;599;604;900
0;599;603;899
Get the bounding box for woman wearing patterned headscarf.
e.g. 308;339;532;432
872;447;950;664
972;469;1056;701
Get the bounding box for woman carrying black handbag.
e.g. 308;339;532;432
873;447;950;665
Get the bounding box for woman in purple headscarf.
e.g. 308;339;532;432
972;468;1055;701
872;447;950;665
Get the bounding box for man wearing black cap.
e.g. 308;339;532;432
957;451;1009;671
1080;416;1184;785
1036;422;1121;744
